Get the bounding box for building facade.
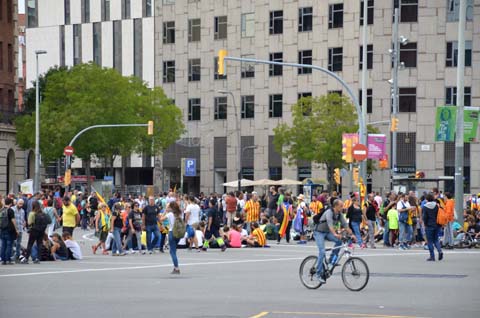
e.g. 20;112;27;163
26;0;480;195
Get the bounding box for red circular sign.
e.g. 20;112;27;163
352;144;368;161
64;146;74;156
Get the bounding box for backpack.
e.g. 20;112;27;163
33;212;52;232
213;207;223;227
172;215;186;239
293;208;303;233
436;205;449;226
0;208;10;230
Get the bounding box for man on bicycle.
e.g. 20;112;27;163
314;199;355;283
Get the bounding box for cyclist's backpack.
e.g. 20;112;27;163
436;205;448;226
172;215;186;239
0;208;10;230
33;212;52;232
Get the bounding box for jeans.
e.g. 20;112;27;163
399;222;408;246
25;229;43;261
111;227;124;253
1;231;14;263
367;220;375;246
425;226;442;259
15;231;23;258
168;231;179;268
351;221;363;245
383;220;390;245
313;231;342;277
406;224;413;243
125;229;142;251
145;224;161;252
443;222;454;246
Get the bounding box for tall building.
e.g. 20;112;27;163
26;0;480;195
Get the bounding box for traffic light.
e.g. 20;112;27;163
147;120;154;135
342;136;353;163
390;117;399;132
218;49;227;75
353;167;359;184
379;156;389;169
334;168;341;185
65;169;71;186
415;171;425;179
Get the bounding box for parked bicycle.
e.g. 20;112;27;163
299;234;369;291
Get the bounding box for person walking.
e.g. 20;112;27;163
225;192;237;227
142;196;161;254
347;197;364;248
1;198;19;265
110;204;126;256
61;197;79;236
364;194;378;248
160;201;183;274
92;203;110;255
422;193;443;262
22;201;51;264
44;199;59;238
11;199;25;263
442;192;455;249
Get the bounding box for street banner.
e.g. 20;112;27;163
20;179;34;195
367;134;386;159
435;106;457;142
342;133;359;163
464;108;479;142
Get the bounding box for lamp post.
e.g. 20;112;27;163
217;90;241;192
34;50;47;193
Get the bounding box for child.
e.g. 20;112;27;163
387;207;399;247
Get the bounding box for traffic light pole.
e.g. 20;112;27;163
392;8;399;179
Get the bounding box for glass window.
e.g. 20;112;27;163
241;13;255;37
6;0;12;23
269;10;283;35
328;47;343;72
133;19;143;78
27;0;38;28
360;0;374;25
446;41;472;67
143;0;152;17
298;7;313;32
214;57;227;80
298;92;312;116
188;19;201;42
399;42;417;67
163;61;175;83
122;0;131;19
398;87;416;112
214;16;227;40
359;44;373;70
59;26;65;67
214;97;227;120
81;0;90;23
163;0;175;4
93;23;102;66
241;95;255;119
298;50;312;74
393;0;418;23
359;89;373;113
447;0;474;22
113;21;122;73
188;58;201;81
163;21;175;44
269;52;283;76
188;98;201;121
396;132;416;168
269;94;283;118
445;87;471;106
241;54;255;78
73;24;82;66
7;44;12;72
102;0;110;21
329;3;343;28
65;0;71;25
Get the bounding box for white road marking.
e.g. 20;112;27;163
82;233;96;241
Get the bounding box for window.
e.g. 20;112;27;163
163;21;175;44
143;0;152;17
122;0;130;19
27;0;38;28
328;47;343;72
81;0;90;23
447;0;474;22
214;16;227;40
60;26;65;67
65;0;71;24
446;41;472;67
214;97;227;120
101;0;110;21
445;87;471;106
298;7;313;32
73;24;82;66
298;92;312;116
0;42;3;70
241;54;255;78
133;19;143;78
188;58;201;81
188;19;201;42
329;3;343;28
6;0;12;23
269;10;283;35
188;98;201;121
399;42;417;67
7;44;13;72
241;95;255;119
214;57;227;80
163;61;175;83
113;20;122;73
269;52;283;76
398;88;416;112
359;44;373;70
269;94;283;118
298;50;312;74
394;0;418;23
396;132;416;169
241;13;255;37
329;90;342;96
360;0;374;25
359;89;373;113
163;0;175;4
93;23;102;66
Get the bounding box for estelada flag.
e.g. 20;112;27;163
91;186;111;214
278;203;292;238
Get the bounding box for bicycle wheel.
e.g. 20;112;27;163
299;255;323;289
341;257;369;291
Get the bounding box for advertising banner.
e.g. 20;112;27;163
435;106;457;142
367;134;386;159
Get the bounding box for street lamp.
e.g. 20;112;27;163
34;49;47;193
217;90;241;192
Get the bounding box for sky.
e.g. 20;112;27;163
19;0;25;14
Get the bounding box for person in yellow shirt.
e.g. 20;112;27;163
244;192;260;233
61;197;79;236
309;196;323;215
246;222;266;247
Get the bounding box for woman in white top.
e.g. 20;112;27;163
160;201;182;274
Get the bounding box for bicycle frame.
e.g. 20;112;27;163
323;242;353;277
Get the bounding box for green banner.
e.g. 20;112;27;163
464;109;479;142
435;106;457;142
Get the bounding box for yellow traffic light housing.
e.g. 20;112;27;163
147;120;154;135
218;49;227;75
334;168;341;185
353;167;359;184
390;117;399;132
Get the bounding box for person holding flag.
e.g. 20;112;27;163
276;193;293;244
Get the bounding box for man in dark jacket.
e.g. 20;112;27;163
422;193;443;262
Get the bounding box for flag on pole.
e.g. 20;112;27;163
91;186;111;214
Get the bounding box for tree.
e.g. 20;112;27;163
273;93;375;190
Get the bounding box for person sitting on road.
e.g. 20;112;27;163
246;222;266;247
50;233;69;261
62;232;83;260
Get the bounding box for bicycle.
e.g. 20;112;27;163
299;234;370;291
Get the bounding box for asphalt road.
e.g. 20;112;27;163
0;230;479;318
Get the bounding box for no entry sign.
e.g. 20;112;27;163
352;144;368;161
64;146;74;156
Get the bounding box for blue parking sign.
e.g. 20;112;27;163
185;158;196;177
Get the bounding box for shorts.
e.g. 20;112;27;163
99;231;108;242
253;242;263;248
186;225;195;238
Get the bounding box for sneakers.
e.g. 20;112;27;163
317;275;326;284
141;250;146;255
148;250;153;255
439;252;444;261
33;259;40;264
129;249;136;254
171;268;180;274
221;245;227;252
20;258;28;264
426;257;435;262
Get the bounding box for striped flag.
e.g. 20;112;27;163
91;186;111;214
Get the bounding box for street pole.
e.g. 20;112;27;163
360;0;368;188
34;50;47;193
455;0;466;225
392;9;399;182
